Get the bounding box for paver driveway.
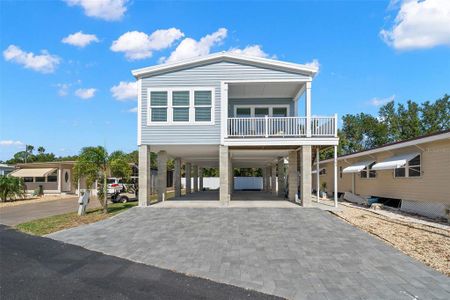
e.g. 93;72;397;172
49;207;450;300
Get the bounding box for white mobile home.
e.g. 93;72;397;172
313;131;450;219
133;53;339;206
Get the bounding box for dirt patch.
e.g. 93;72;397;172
333;204;450;276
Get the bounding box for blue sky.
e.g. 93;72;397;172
1;0;449;161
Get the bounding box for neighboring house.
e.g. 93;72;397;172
9;161;96;195
0;164;15;176
132;53;339;206
313;130;450;219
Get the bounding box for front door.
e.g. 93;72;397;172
61;169;71;192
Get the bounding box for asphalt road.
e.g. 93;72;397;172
0;197;100;226
0;225;280;300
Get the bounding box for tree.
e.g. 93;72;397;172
74;146;131;213
37;146;45;154
0;176;25;202
420;94;450;134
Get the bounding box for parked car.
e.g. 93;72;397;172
111;184;138;203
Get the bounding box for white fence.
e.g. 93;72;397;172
181;177;268;190
227;116;336;137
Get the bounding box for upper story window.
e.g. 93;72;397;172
234;105;289;118
150;91;168;122
360;162;376;179
147;88;214;125
395;154;421;178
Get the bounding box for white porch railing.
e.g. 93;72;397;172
227;116;337;138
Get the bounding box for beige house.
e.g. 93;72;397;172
313;130;450;219
9;161;96;195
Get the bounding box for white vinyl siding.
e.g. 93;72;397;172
140;61;308;144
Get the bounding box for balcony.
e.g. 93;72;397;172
227;116;337;138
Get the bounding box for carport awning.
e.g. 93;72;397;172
371;153;420;171
342;160;375;173
10;168;57;177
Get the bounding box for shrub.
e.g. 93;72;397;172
0;176;26;202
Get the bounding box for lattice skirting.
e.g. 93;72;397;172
400;200;448;219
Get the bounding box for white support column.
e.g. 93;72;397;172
301;146;312;207
220;145;229;204
316;147;320;203
277;157;285;198
157;150;167;202
174;158;181;198
288;151;298;202
138;145;151;206
199;168;203;191
271;164;277;195
185;163;191;195
57;167;62;193
305;81;312;137
193;165;198;192
334;145;338;207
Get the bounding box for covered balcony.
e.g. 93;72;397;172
221;80;338;145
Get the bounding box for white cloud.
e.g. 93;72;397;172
65;0;128;21
380;0;450;50
3;45;60;73
111;28;184;60
75;88;96;99
111;81;137;101
304;59;320;70
162;28;228;64
368;95;395;106
128;107;138;113
228;45;269;58
0;140;23;147
62;31;99;47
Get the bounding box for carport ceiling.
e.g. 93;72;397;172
228;82;304;99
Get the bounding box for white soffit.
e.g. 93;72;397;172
228;82;302;99
342;160;375;173
10;168;57;177
371;153;420;171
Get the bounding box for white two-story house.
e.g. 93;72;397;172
132;53;339;206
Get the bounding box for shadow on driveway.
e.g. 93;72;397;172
0;225;280;300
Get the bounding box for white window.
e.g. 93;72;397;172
149;91;168;123
147;87;214;125
395;155;421;178
194;91;212;122
360;162;376;179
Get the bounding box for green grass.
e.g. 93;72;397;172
16;191;175;236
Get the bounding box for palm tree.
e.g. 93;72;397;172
74;146;131;213
37;146;45;154
0;176;25;202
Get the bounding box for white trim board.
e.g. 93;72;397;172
132;52;318;78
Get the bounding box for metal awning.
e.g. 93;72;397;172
371;153;420;171
9;168;57;177
342;160;375;173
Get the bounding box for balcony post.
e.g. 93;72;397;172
265;115;269;137
334;113;338;137
305;81;312;137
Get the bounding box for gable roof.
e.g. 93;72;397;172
131;52;318;78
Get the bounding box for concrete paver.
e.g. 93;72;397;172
49;206;450;300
